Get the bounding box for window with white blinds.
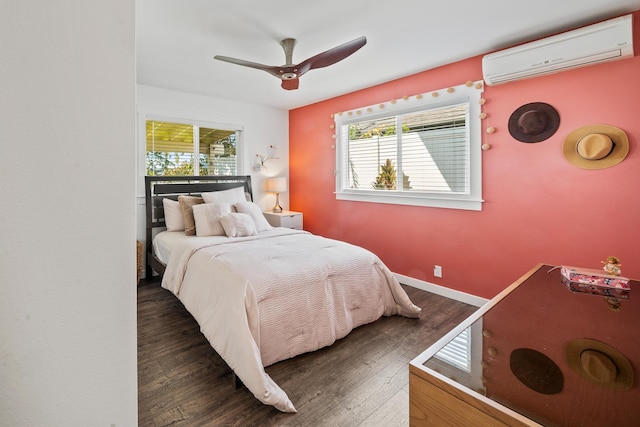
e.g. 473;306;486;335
335;81;484;210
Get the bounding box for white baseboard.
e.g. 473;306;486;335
394;273;488;307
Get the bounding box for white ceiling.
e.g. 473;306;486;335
136;0;640;110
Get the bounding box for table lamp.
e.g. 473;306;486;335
267;177;287;213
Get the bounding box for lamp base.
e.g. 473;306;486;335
272;193;283;213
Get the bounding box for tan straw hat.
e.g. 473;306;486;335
565;338;634;389
563;124;629;169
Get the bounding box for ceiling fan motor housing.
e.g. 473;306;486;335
281;71;297;80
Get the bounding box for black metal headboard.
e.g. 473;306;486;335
144;175;253;278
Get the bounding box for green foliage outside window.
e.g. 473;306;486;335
373;158;396;189
372;159;411;190
349;124;410;139
146;153;210;176
145;120;237;176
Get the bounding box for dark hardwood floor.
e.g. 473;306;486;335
138;278;477;426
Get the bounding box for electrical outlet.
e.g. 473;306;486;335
434;265;442;278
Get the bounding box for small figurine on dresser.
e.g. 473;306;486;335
602;256;622;276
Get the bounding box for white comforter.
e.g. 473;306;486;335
161;228;421;412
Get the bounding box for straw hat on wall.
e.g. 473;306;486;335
563;124;629;169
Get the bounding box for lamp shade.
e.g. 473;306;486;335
267;177;287;193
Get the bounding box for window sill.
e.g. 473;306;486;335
335;191;483;211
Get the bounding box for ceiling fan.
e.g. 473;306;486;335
214;36;367;90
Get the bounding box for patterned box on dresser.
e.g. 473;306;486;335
560;265;630;289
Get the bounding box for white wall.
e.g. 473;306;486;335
136;85;289;246
0;2;137;426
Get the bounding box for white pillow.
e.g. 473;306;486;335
162;198;185;232
201;186;247;205
192;202;231;237
234;201;272;232
220;213;257;237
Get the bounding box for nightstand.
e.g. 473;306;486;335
263;210;303;230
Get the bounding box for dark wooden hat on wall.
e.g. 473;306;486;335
508;102;560;143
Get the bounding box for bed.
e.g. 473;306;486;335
145;175;422;412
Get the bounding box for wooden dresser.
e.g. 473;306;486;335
409;263;639;426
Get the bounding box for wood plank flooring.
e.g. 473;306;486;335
138;279;477;426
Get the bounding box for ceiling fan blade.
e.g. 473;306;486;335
281;78;299;90
214;55;281;78
296;36;367;76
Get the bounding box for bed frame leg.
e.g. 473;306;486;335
231;371;244;389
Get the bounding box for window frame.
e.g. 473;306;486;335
137;107;245;197
334;81;484;211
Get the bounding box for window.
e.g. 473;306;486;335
335;81;484;210
146;120;242;176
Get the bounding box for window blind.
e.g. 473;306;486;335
341;104;468;194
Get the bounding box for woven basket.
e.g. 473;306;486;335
136;240;143;284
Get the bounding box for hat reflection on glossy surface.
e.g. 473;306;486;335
565;338;634;389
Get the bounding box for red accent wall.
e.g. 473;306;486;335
289;12;640;298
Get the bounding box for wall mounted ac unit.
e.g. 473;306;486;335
482;14;633;86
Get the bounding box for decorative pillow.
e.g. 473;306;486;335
220;213;257;237
201;186;247;205
162;198;185;231
192;202;231;237
234;201;272;232
177;195;204;236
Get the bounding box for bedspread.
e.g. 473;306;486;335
161;228;421;412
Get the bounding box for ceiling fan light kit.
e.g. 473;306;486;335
214;36;367;90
